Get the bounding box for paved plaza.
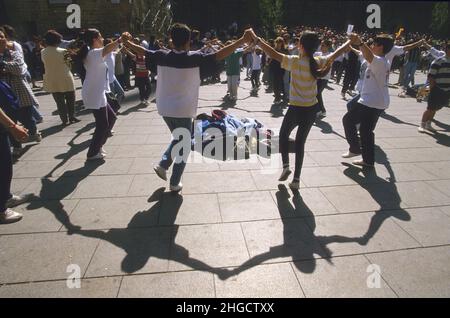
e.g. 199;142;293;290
0;71;450;298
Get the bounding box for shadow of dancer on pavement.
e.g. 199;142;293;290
223;184;362;279
341;146;411;245
68;187;230;278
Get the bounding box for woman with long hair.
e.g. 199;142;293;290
249;30;350;189
75;29;121;160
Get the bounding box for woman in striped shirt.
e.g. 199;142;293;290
249;30;351;189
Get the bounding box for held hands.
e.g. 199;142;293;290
243;28;258;44
349;33;362;46
121;32;133;43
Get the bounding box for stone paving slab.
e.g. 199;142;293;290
3;71;450;297
391;207;450;247
0;199;79;235
118;271;215;298
292;255;397;298
365;246;450;297
0;232;99;284
0;277;121;298
215;263;304;298
305;212;421;256
84;227;173;277
168;223;249;271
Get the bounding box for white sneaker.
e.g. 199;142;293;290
153;165;167;181
100;147;107;155
418;126;426;133
144;100;150;106
278;167;292;182
342;151;361;158
170;183;183;193
0;209;23;224
87;153;106;161
6;194;33;208
289;181;300;190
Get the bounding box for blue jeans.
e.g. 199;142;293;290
0;132;13;213
159;117;193;186
402;62;417;88
110;79;125;103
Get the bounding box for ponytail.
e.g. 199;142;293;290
300;31;331;79
72;29;100;62
65;29;100;76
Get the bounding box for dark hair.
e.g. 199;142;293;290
170;23;191;48
75;29;101;61
1;25;16;40
300;31;329;79
373;34;394;55
322;39;332;48
44;30;63;46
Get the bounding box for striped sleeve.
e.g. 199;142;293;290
281;54;297;71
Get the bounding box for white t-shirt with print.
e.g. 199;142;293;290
358;55;391;110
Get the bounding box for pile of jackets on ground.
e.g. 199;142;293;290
192;110;272;160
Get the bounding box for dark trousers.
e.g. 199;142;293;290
273;70;285;99
317;79;328;113
0;132;13;213
342;67;359;93
135;76;151;101
331;60;344;83
52;91;76;124
251;70;261;88
279;104;319;180
87;105;117;158
343;102;383;165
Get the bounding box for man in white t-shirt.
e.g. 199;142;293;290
342;34;394;168
122;24;254;192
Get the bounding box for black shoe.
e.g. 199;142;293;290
69;118;81;124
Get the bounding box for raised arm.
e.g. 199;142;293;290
214;31;250;61
121;33;148;56
327;39;352;63
401;38;425;52
102;38;121;58
350;34;374;63
250;31;284;63
121;46;136;60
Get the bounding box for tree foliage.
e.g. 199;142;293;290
430;2;449;36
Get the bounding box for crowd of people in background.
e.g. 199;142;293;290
0;20;448;223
